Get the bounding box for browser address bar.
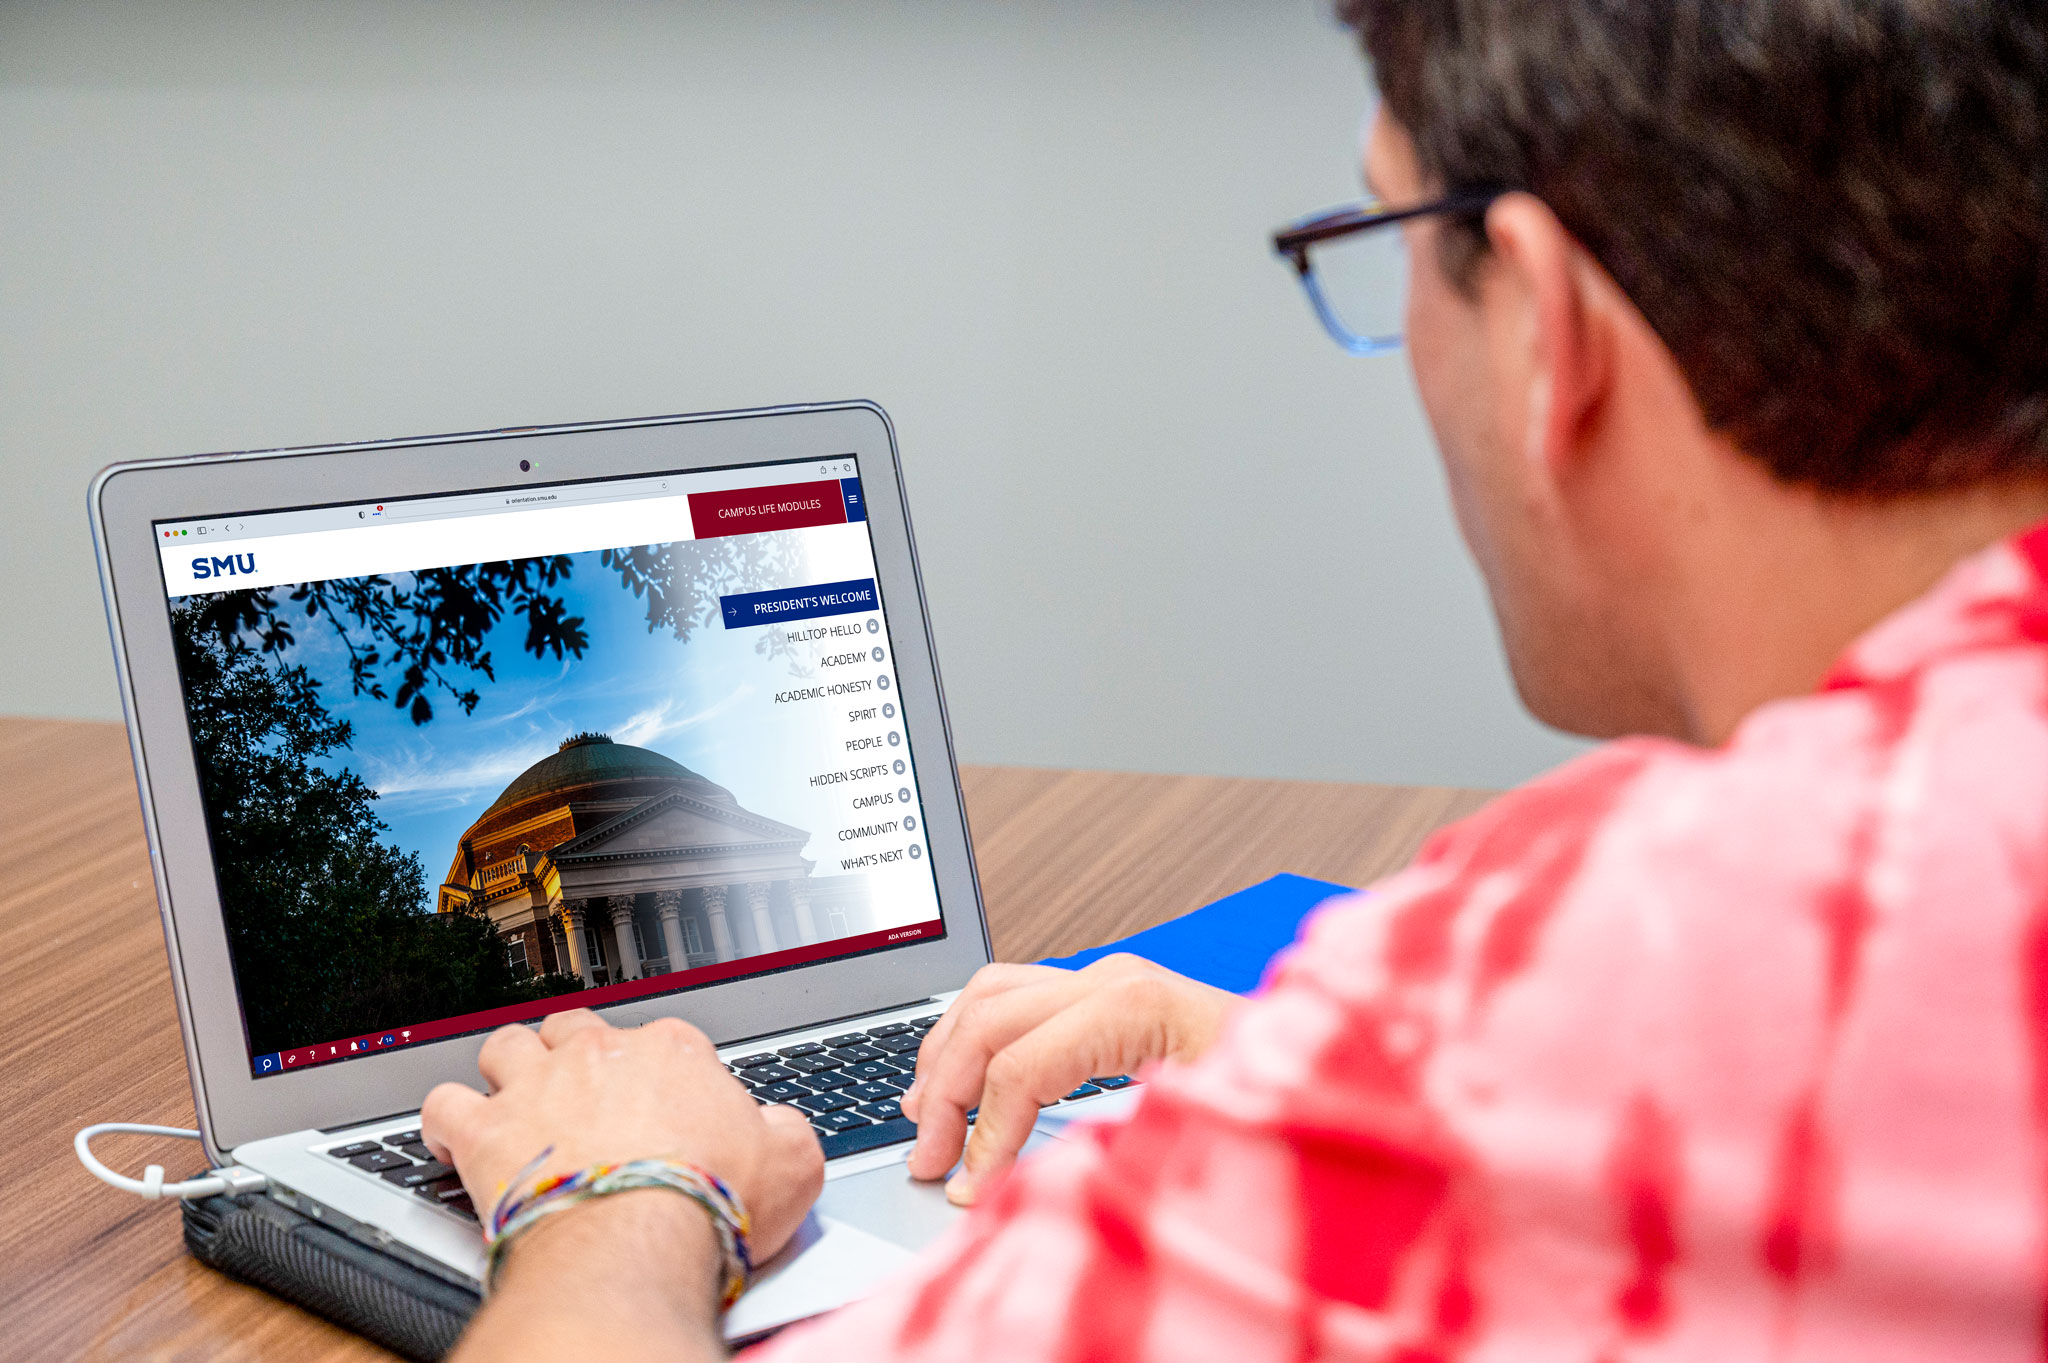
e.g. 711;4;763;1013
379;479;680;522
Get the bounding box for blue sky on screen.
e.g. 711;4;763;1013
292;544;841;892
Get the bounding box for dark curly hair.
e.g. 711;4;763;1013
1339;0;2048;495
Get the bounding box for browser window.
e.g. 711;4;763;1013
156;456;946;1077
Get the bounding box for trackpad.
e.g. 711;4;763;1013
815;1128;1062;1252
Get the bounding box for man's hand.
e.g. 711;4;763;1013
422;1008;824;1271
902;954;1235;1205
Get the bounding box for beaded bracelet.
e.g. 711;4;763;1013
483;1146;754;1306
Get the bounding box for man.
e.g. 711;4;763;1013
424;2;2048;1358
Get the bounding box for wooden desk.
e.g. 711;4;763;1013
0;717;1491;1362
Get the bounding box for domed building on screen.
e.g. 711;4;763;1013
437;733;868;986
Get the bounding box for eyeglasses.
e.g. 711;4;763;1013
1271;192;1502;355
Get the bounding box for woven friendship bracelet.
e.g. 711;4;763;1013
483;1148;754;1306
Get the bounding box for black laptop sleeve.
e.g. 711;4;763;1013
182;1191;480;1361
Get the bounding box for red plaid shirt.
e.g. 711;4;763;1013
756;522;2048;1361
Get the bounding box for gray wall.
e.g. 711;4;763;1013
0;0;1588;790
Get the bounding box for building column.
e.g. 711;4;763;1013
530;907;558;974
747;881;779;954
789;883;819;946
702;885;737;963
560;900;594;986
607;895;642;981
654;891;688;975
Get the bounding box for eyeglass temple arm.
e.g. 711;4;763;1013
1270;191;1505;256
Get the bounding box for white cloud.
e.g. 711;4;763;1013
359;683;752;807
611;686;751;748
362;735;554;806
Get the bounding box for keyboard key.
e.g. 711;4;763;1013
397;1142;435;1163
842;1060;902;1082
856;1100;903;1122
776;1042;827;1059
872;1034;922;1056
822;1032;872;1048
878;1073;915;1092
784;1054;843;1074
812;1110;872;1134
815;1115;918;1160
383;1160;456;1189
1089;1075;1136;1090
327;1141;382;1160
790;1070;858;1092
845;1081;899;1104
738;1063;799;1085
910;1015;943;1028
413;1174;464;1201
793;1091;856;1115
349;1149;413;1173
867;1022;913;1039
829;1044;886;1063
732;1053;781;1070
755;1081;808;1103
381;1129;422;1147
1061;1084;1103;1101
418;1179;477;1220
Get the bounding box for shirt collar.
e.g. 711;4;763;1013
1821;518;2048;692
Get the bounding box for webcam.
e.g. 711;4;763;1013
518;459;532;472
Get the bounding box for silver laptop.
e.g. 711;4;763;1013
89;401;1139;1340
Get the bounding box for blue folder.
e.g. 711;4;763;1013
1036;872;1357;995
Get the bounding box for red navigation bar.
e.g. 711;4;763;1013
688;479;847;540
253;918;947;1076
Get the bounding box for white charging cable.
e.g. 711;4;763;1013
75;1123;269;1200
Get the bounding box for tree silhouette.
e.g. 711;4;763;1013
182;558;589;726
603;533;811;668
171;601;581;1054
192;536;807;726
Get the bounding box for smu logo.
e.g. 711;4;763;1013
191;553;257;581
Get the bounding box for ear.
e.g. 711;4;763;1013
1479;193;1615;479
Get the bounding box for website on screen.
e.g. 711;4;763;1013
156;457;946;1078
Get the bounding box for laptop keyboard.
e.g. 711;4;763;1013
728;1014;1135;1160
317;1011;1139;1213
320;1127;478;1221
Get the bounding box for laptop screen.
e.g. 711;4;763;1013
154;456;947;1078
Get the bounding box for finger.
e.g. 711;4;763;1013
760;1100;827;1189
639;1013;715;1059
537;1008;611;1048
774;1106;826;1206
909;964;1070;1115
419;1081;487;1168
759;1098;818;1140
948;999;1138;1205
475;1023;547;1091
949;952;1157;1101
905;973;1097;1179
907;973;1086;1170
751;1104;828;1259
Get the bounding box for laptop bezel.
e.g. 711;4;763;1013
90;401;991;1162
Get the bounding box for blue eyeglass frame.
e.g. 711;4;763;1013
1271;191;1503;355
